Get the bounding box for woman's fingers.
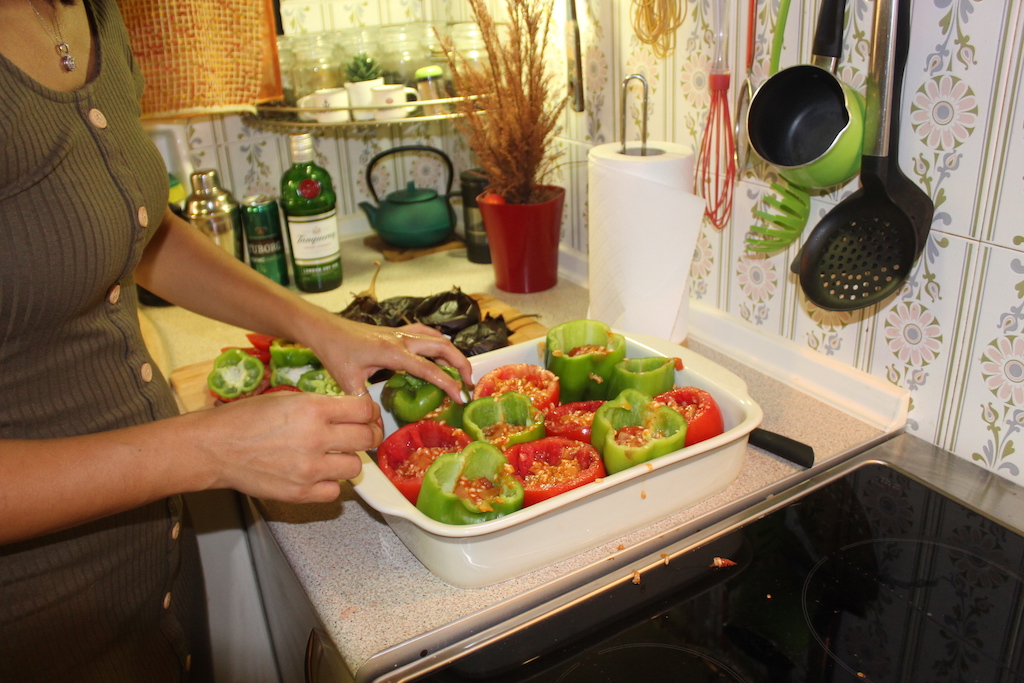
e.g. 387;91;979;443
204;393;382;502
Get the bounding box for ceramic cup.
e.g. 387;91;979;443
344;77;385;121
371;84;421;121
296;87;351;123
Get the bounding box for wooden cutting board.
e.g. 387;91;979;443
168;293;547;414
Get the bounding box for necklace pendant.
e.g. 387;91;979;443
57;42;75;72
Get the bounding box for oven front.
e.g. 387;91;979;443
372;435;1024;683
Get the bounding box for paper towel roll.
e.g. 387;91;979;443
587;141;706;343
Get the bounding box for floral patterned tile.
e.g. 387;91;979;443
223;137;285;199
327;0;383;30
987;17;1024;250
182;116;220;148
865;237;973;444
946;241;1024;481
901;0;1010;242
280;1;328;34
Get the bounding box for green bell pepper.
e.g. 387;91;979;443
607;356;680;399
416;441;525;524
270;363;318;387
380;366;465;428
591;388;688;474
269;339;321;368
544;319;627;402
462;392;546;449
296;368;343;395
207;348;266;399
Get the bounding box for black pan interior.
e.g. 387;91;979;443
748;66;851;167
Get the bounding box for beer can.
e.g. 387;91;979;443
240;195;290;286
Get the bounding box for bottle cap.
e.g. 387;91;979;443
190;169;222;195
289;133;315;163
415;65;444;80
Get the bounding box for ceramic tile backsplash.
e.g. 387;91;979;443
151;0;1024;486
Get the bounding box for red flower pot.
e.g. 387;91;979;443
477;185;564;293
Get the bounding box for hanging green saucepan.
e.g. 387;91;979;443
747;0;864;189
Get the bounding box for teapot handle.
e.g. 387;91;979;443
365;145;454;204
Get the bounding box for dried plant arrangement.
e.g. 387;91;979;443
443;0;566;205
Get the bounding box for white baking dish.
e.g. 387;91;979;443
350;332;763;588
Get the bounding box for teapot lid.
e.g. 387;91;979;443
389;181;438;204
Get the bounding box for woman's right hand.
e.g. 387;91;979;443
189;390;382;504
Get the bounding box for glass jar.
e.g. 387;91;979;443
450;22;489;91
425;24;454;100
335;26;380;76
291;34;342;100
277;35;298;104
379;24;430;87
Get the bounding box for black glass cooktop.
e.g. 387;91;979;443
408;463;1024;682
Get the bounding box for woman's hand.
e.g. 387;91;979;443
302;317;474;401
192;391;382;503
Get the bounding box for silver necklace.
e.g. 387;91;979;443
26;0;76;72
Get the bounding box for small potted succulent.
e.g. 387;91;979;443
344;53;384;121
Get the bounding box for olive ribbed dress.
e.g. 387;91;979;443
0;1;212;680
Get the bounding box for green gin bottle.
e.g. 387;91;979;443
281;134;342;292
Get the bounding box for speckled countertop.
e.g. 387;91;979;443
143;235;900;680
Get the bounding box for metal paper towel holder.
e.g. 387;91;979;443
620;74;664;157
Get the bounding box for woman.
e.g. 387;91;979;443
0;0;471;680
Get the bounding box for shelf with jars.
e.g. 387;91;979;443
244;94;483;134
267;21;490;134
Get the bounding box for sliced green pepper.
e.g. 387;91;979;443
296;368;343;395
416;442;525;524
591;388;688;474
270;363;317;387
207;348;266;399
544;319;627;402
462;392;546;449
607;356;679;399
381;366;465;428
269;339;321;368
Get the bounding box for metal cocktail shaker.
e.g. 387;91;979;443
185;169;244;261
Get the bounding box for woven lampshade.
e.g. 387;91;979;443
118;0;282;119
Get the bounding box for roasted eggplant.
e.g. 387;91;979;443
453;313;512;357
414;287;481;336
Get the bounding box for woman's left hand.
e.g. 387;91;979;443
307;319;473;401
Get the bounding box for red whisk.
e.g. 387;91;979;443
695;0;736;230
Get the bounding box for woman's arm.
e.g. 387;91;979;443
0;391;379;545
1;208;472;546
134;207;473;397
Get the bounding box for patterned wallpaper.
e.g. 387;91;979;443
169;0;1024;486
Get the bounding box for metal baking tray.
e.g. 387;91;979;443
350;332;763;588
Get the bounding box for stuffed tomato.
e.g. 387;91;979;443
543;400;605;444
505;437;605;506
376;420;473;505
473;363;560;411
652;387;725;446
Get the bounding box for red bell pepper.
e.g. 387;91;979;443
262;385;302;395
543;400;605;444
473;363;561;411
376;420;474;504
505;437;606;506
246;332;277;351
652;387;725;446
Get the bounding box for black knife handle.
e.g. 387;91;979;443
749;427;816;469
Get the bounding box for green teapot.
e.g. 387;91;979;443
359;145;456;248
